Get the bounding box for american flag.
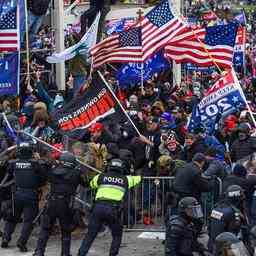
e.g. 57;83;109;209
164;23;239;69
0;3;18;52
91;27;143;68
90;0;185;68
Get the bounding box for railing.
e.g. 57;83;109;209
75;175;223;232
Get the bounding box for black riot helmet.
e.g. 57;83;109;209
178;197;203;220
107;158;128;175
59;152;76;168
214;232;250;256
225;185;245;207
16;142;33;159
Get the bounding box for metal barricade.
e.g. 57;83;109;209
201;177;223;226
123;177;175;232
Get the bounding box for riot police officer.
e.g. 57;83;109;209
208;185;248;252
78;158;141;256
33;152;87;256
165;197;206;256
214;232;250;256
1;142;48;252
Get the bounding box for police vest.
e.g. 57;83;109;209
12;160;41;189
96;173;128;202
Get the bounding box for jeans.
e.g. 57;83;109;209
20;11;44;47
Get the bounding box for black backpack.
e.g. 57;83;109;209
30;0;51;16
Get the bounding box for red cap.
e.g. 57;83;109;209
89;122;104;133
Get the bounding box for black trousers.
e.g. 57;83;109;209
34;197;73;256
3;195;38;245
78;202;123;256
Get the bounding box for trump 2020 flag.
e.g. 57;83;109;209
189;70;246;134
116;51;170;88
47;12;100;63
0;52;19;95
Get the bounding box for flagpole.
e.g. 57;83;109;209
232;69;256;127
20;130;102;174
89;56;94;79
137;8;144;95
24;0;31;90
141;63;144;94
98;71;142;137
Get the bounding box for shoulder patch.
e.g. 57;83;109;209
211;210;223;220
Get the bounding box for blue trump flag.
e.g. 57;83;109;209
116;51;170;88
0;52;19;95
189;70;246;134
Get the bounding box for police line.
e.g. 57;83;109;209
12;127;223;231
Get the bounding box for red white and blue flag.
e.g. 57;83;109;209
165;23;239;69
189;69;246;134
233;26;246;67
0;0;19;52
105;17;135;35
90;0;185;68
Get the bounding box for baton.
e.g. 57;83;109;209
74;196;92;211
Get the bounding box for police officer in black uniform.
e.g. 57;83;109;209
0;154;14;237
78;158;141;256
165;197;207;256
33;152;86;256
1;142;48;252
214;232;250;256
208;184;248;252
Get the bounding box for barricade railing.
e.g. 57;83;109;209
75;174;223;232
60;135;224;231
123;176;175;232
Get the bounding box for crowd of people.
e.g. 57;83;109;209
2;0;256;255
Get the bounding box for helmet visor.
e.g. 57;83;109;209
226;242;250;256
186;204;203;219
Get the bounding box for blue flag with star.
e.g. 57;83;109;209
116;51;170;88
188;70;246;134
233;51;244;67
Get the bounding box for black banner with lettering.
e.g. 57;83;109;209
53;83;118;132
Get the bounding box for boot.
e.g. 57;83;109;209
33;250;44;256
17;240;28;252
1;238;9;248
